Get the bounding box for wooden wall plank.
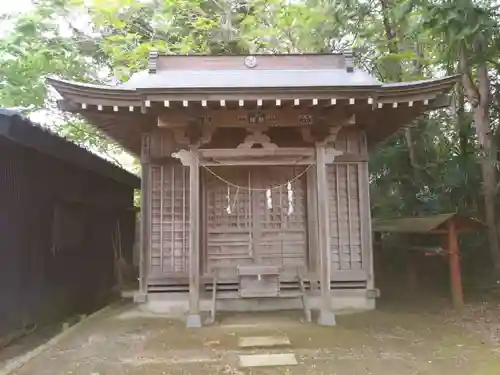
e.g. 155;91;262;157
139;133;151;294
346;164;353;269
358;161;373;288
327;161;367;281
148;161;190;282
139;162;150;293
160;166;164;273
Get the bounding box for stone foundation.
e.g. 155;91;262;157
138;290;376;317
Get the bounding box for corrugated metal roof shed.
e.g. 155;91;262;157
0;109;140;188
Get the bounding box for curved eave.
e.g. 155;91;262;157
365;93;452;149
377;75;458;101
48;77;142;107
79;111;151;156
48;74;458;111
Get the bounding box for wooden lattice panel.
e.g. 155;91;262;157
204;167;253;278
253;166;308;276
327;163;363;273
203;166;308;281
149;162;189;278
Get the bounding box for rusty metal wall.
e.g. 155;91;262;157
0;137;136;338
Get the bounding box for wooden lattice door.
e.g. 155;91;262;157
251;166;308;280
203;166;308;281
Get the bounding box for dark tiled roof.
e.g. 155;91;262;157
0;109;140;188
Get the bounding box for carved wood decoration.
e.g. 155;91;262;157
237;128;278;149
157;107;356;129
151;127;368;162
163;116;215;147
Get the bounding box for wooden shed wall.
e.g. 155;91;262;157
0;138;136;339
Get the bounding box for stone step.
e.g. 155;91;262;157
238;353;298;368
238;335;291;348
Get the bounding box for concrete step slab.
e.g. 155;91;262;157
238;336;291;348
238;353;298;368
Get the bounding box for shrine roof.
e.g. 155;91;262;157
49;53;457;94
120;68;380;90
47;52;458;155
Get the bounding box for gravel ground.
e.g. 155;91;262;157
6;301;500;375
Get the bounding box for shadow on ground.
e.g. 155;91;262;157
6;300;500;375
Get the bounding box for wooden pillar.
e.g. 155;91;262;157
136;134;150;303
448;220;464;308
306;168;319;291
315;144;336;325
187;147;202;328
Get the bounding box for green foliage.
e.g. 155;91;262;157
1;0;500;232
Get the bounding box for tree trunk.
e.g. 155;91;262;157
474;105;500;271
453;81;474;210
379;0;421;213
460;41;500;272
475;60;500;272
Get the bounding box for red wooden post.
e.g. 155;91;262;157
447;219;464;308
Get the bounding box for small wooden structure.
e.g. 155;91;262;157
49;52;457;326
0;109;139;340
372;213;485;307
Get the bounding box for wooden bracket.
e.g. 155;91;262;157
237;128;277;149
324;126;343;145
172;149;195;166
171;123;214;147
302;125;344;146
324;148;344;163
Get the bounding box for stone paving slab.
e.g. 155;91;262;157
238;335;291;348
238;353;298;368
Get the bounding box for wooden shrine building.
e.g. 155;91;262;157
49;52;457;327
